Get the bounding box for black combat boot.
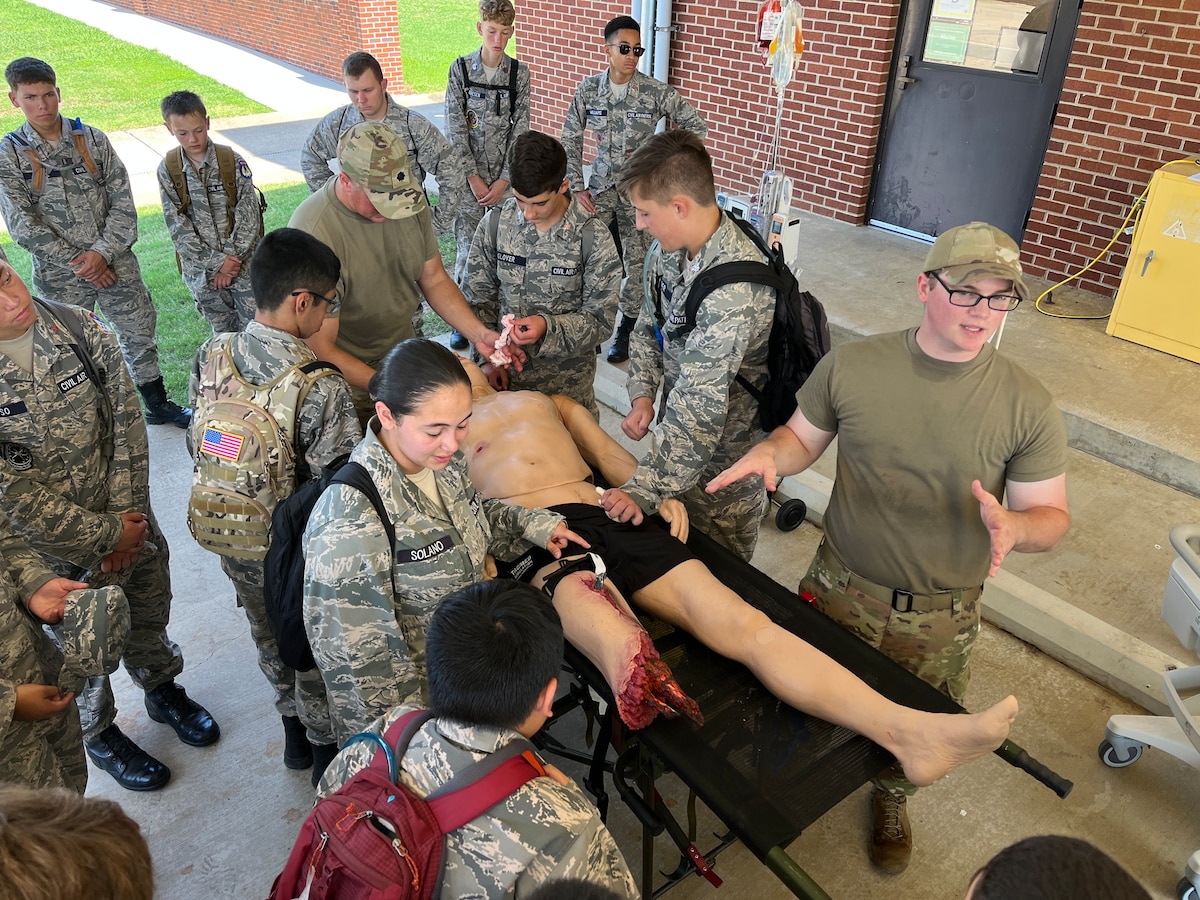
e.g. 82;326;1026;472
311;741;340;789
449;330;469;350
85;724;171;792
137;377;192;428
282;715;314;770
145;680;220;746
606;313;637;364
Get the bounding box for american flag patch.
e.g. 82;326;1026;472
200;428;244;461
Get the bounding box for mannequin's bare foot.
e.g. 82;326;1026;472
892;695;1018;787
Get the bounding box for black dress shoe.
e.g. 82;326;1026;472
145;681;220;747
85;725;171;792
282;715;314;770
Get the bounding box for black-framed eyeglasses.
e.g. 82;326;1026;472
608;42;646;57
291;288;340;313
927;271;1022;312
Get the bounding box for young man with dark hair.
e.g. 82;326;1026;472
711;221;1069;873
966;835;1150;899
602;129;774;564
317;579;638;899
158;90;263;333
463;130;620;417
188;228;361;775
0;57;189;426
561;16;707;363
301;50;464;239
0;255;217;792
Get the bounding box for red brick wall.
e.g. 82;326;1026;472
108;0;404;88
1023;3;1200;294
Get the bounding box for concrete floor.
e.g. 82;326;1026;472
12;1;1200;896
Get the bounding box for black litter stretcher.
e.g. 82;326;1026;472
535;529;1073;899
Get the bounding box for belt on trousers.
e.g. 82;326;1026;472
815;538;982;614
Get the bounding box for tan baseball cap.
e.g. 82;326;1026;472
923;222;1030;302
336;122;427;220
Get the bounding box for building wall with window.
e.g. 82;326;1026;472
518;0;1200;298
106;0;404;88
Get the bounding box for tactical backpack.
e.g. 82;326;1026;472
269;708;545;900
187;342;340;561
652;210;831;432
263;458;395;672
164;144;266;271
3;117;101;203
457;57;522;126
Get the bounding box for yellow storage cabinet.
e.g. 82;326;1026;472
1107;160;1200;364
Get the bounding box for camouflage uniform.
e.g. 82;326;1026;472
624;213;772;561
158;142;263;332
445;51;530;284
464;198;620;417
189;321;361;733
0;303;183;738
0;116;163;384
0;509;87;793
303;426;562;744
561;70;707;317
300;97;465;236
317;705;638;898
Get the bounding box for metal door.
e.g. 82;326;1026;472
869;0;1080;242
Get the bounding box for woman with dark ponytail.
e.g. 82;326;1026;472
300;339;583;779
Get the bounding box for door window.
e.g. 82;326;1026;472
922;0;1057;75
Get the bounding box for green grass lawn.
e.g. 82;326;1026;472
1;182;455;402
398;0;519;94
0;0;267;133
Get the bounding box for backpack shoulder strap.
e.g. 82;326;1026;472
507;59;520;124
68;118;98;178
33;297;114;456
213;144;239;238
6;130;45;203
426;741;544;833
458;56;471;113
331;461;397;549
164;146;190;216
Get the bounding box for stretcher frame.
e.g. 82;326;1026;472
535;528;1072;898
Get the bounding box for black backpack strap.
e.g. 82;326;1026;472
331;461;397;549
33;298;115;456
507;60;520;124
458;56;471;115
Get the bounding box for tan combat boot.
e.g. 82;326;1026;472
869;788;913;874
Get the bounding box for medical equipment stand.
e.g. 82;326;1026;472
1100;524;1200;900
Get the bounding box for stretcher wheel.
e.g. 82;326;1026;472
1177;877;1198;900
775;499;807;532
1097;739;1143;768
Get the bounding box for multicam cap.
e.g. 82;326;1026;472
923;222;1030;302
57;585;131;696
336;122;427;220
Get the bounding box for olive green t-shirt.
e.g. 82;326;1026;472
289;180;439;365
797;327;1067;594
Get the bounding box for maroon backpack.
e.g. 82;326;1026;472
269;709;546;900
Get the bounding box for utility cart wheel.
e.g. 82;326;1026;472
775;498;807;532
1097;739;1143;768
1177;877;1198;900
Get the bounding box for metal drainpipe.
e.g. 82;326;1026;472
653;0;671;83
635;0;655;76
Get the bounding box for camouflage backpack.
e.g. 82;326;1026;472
187;339;339;560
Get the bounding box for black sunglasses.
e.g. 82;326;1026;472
608;42;646;57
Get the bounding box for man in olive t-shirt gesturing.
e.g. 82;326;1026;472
289;122;509;423
707;221;1070;876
